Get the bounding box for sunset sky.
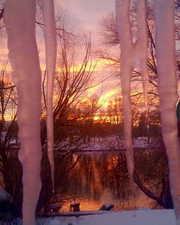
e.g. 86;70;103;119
52;0;120;107
0;0;122;112
54;0;114;35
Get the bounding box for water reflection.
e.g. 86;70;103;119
55;152;157;212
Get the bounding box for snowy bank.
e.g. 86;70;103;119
37;209;176;225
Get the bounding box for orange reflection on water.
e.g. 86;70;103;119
60;198;102;212
54;193;157;213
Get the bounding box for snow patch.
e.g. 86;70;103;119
36;209;176;225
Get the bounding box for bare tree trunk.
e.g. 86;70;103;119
4;1;42;225
115;0;134;179
154;1;180;224
42;0;57;192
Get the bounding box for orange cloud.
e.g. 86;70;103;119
98;88;121;108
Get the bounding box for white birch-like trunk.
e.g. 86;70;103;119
116;0;134;179
4;1;42;225
154;1;180;224
42;0;57;192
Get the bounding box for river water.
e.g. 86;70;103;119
54;151;162;212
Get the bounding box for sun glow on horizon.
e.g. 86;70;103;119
98;88;121;108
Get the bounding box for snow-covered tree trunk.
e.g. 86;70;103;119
4;1;42;225
42;0;57;192
154;0;180;224
115;0;134;179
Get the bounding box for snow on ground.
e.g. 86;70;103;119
55;135;160;153
36;209;176;225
